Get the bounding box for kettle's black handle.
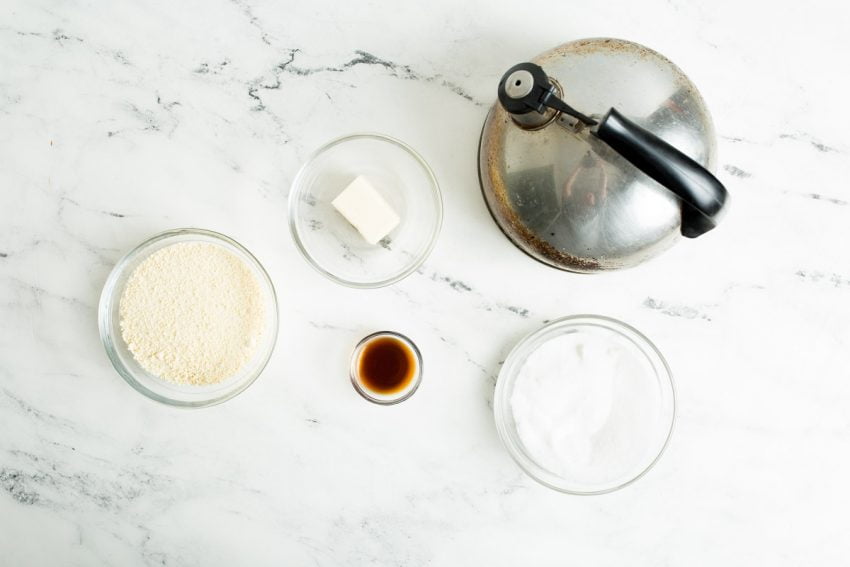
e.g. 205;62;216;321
595;108;728;238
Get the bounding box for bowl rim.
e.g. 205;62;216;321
97;227;279;408
288;132;443;289
493;314;676;495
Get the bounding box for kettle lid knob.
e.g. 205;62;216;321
498;62;597;125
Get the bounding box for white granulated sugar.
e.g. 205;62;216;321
510;331;662;485
119;242;265;385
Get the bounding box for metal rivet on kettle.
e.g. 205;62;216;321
504;70;534;98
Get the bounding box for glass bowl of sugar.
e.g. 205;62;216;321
494;315;675;494
288;133;443;288
98;228;279;408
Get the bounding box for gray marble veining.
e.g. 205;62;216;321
1;0;848;565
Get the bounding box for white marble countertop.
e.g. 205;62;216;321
2;0;848;564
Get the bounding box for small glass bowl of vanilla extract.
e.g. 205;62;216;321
350;331;422;404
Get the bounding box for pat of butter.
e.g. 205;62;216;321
332;176;400;245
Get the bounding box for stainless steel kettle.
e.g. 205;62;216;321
478;38;729;272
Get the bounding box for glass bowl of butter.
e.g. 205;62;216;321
288;133;443;288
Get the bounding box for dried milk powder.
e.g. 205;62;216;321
119;242;265;385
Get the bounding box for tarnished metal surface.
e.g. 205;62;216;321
479;38;717;272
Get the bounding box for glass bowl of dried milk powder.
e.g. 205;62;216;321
99;229;278;407
494;315;675;494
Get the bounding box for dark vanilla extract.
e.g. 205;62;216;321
358;336;416;394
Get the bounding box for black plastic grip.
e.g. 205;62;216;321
595;108;728;238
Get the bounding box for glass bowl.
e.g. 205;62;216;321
494;315;675;494
349;331;423;405
98;228;279;408
289;133;443;288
